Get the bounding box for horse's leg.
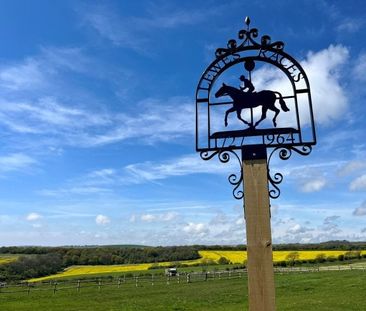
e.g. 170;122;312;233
254;106;267;127
271;106;280;127
236;109;250;126
224;107;236;127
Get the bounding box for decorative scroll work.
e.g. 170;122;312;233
215;19;285;58
267;145;312;199
200;150;244;200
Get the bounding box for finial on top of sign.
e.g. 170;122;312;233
244;16;251;28
215;17;285;58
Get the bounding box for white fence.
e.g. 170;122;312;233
0;265;365;295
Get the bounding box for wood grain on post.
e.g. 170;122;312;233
243;156;276;311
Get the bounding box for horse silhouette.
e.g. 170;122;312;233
215;83;289;128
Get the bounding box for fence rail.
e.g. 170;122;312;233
0;265;365;295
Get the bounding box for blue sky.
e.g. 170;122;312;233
0;0;365;246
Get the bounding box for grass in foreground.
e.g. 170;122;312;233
1;271;365;311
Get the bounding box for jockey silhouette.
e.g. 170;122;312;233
239;75;255;93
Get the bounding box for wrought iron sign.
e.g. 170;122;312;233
196;17;316;199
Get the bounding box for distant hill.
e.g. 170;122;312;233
59;244;148;249
1;240;366;254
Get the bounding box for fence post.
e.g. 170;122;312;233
98;279;102;291
135;276;138;287
118;277;121;289
77;280;80;292
186;273;190;283
27;283;31;295
151;274;154;286
53;282;57;295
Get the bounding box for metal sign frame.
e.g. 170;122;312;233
195;18;317;200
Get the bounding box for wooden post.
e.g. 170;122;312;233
243;146;275;311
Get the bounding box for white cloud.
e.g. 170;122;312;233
140;212;178;222
0;58;45;91
350;174;366;191
160;212;178;222
252;45;349;127
338;160;366;176
40;151;234;196
0;47;90;91
141;214;156;222
183;222;209;236
86;99;194;147
39;186;112;197
353;52;366;82
125;153;236;183
337;18;364;33
0;153;37;173
0;48;200;150
0;97;110;135
1;97;193;148
209;213;229;226
300;178;326;192
26;212;42;221
271;205;279;214
287;223;313;234
302;45;349;124
95;214;110;225
79;3;219;51
353;202;366;216
323;215;340;225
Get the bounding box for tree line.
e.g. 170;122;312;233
0;246;200;282
0;246;200;265
193;240;366;251
0;254;63;282
1;241;366;282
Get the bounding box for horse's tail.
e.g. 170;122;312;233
274;92;290;112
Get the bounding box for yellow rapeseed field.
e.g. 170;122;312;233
198;250;366;263
29;263;154;282
29;259;206;282
199;250;366;263
28;249;366;282
0;256;18;265
198;250;247;263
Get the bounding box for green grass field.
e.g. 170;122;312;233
0;270;365;310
